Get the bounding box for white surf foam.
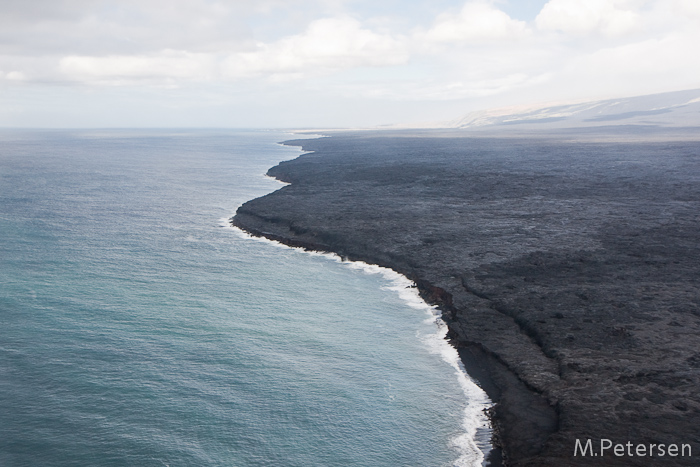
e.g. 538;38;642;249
421;318;493;467
264;173;291;186
223;222;494;467
345;259;493;467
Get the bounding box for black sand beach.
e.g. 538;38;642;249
232;128;700;466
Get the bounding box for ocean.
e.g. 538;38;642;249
0;129;490;466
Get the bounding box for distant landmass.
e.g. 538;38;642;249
448;88;700;131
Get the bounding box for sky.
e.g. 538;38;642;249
1;0;699;128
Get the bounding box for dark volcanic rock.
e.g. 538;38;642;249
232;129;700;466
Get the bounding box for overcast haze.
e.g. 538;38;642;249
2;0;699;128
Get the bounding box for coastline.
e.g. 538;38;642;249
232;129;700;466
231;209;508;467
230;135;535;466
226;221;496;466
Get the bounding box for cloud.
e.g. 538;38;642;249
560;29;700;92
674;0;700;17
353;71;550;101
0;0;303;56
535;0;641;36
422;1;529;43
53;16;408;85
58;50;216;85
2;0;700;128
223;17;408;80
4;70;25;80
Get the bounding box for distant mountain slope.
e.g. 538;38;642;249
451;88;700;130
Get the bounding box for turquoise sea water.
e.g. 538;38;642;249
0;130;490;466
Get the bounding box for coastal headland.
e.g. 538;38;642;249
232;128;700;466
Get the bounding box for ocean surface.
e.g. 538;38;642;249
0;129;490;466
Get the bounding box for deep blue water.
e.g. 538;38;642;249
0;129;490;466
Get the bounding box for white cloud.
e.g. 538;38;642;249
668;0;700;18
561;29;700;91
5;71;26;80
422;1;529;43
59;50;216;85
535;0;641;36
53;16;408;85
358;72;549;101
222;17;408;80
2;0;700;127
0;1;252;56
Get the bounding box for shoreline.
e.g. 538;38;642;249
229;217;509;467
226;221;496;466
230;136;549;466
230;164;512;467
232;129;700;466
